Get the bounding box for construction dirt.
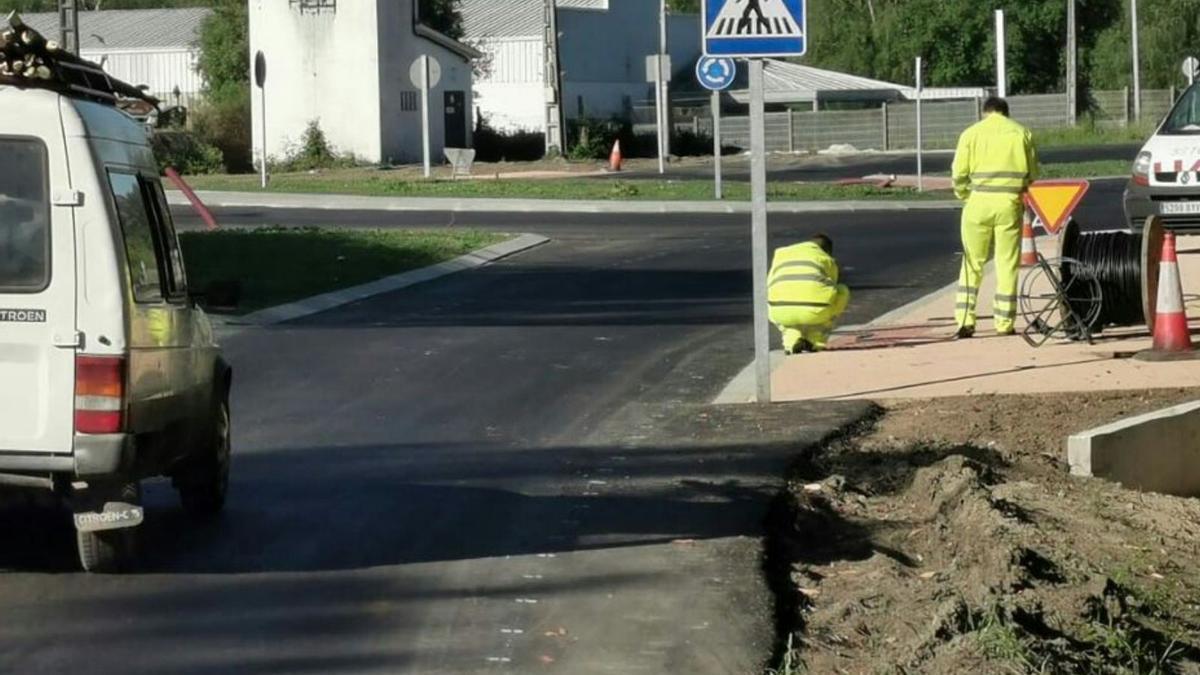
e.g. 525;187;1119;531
772;388;1200;674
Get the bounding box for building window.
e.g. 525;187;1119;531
290;0;336;14
400;91;418;112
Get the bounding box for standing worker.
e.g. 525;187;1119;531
768;234;850;354
951;97;1039;338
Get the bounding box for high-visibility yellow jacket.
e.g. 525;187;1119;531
951;113;1039;202
767;241;840;309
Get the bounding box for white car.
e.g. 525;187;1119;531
1125;85;1200;230
0;26;231;572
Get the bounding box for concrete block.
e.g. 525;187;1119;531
1067;400;1200;497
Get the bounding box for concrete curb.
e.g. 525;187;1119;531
167;189;961;215
1068;400;1200;497
215;233;548;331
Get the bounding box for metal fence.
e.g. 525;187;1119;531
677;89;1178;154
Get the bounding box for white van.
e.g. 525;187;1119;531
0;37;231;572
1125;84;1200;230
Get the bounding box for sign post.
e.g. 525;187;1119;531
703;0;807;404
411;55;442;179
696;56;736;200
254;50;267;189
647;55;673;175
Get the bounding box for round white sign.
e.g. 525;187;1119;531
410;56;442;90
1183;56;1200;81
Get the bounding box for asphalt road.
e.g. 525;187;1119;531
0;185;1127;673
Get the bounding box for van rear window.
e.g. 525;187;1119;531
0;139;50;293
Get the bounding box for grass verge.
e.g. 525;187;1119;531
180;227;505;313
180;171;947;202
1038;159;1131;179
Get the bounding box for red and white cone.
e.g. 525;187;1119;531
1020;208;1038;267
609;140;623;172
1151;231;1193;353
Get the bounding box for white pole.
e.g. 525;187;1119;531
916;57;924;192
995;10;1007;99
660;0;671;160
1067;0;1077;125
1131;0;1142;121
420;55;432;179
713;90;723;200
259;84;267;189
656;56;666;175
749;58;770;404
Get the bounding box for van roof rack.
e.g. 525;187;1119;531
0;11;158;108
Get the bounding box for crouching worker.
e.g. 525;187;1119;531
768;234;850;354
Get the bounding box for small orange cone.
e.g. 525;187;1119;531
609;140;623;172
1151;231;1193;353
1020;208;1038;267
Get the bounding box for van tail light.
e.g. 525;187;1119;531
75;355;125;434
1132;151;1153;187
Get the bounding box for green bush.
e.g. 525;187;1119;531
272;120;359;173
567;117;621;160
192;84;253;173
151;130;225;175
474;115;544;162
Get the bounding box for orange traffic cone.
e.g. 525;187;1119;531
1020;208;1038;267
609;140;623;172
1151;231;1193;353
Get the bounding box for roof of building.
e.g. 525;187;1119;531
460;0;608;39
20;8;210;52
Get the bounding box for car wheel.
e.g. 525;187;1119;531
76;481;140;573
177;394;231;517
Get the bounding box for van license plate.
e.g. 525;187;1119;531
74;503;144;532
1160;202;1200;215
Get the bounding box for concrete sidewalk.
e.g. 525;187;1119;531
167;189;960;215
771;234;1200;402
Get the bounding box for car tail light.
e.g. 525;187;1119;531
75;355;125;434
1132;151;1153;187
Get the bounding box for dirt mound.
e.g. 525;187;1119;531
773;389;1200;674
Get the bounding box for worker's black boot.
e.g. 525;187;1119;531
954;326;975;340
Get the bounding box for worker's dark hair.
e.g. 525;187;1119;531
811;233;834;255
983;96;1010;117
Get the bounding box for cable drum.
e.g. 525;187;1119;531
1057;217;1164;333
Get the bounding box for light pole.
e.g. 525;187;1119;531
1132;0;1142;121
995;10;1007;98
1067;0;1077;125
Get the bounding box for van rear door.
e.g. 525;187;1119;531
0;134;77;455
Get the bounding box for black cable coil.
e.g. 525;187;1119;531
1061;228;1145;330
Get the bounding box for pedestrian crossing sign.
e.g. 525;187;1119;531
703;0;807;58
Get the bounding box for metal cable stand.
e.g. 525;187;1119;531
1019;216;1165;347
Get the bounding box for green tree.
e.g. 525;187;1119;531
668;0;700;12
1091;0;1200;91
192;0;250;172
420;0;463;39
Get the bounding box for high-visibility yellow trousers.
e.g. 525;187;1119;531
771;284;851;351
956;197;1023;332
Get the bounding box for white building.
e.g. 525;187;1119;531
249;0;480;166
462;0;701;132
22;8;209;106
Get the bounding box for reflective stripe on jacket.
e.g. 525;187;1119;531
767;241;839;309
951;113;1040;202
